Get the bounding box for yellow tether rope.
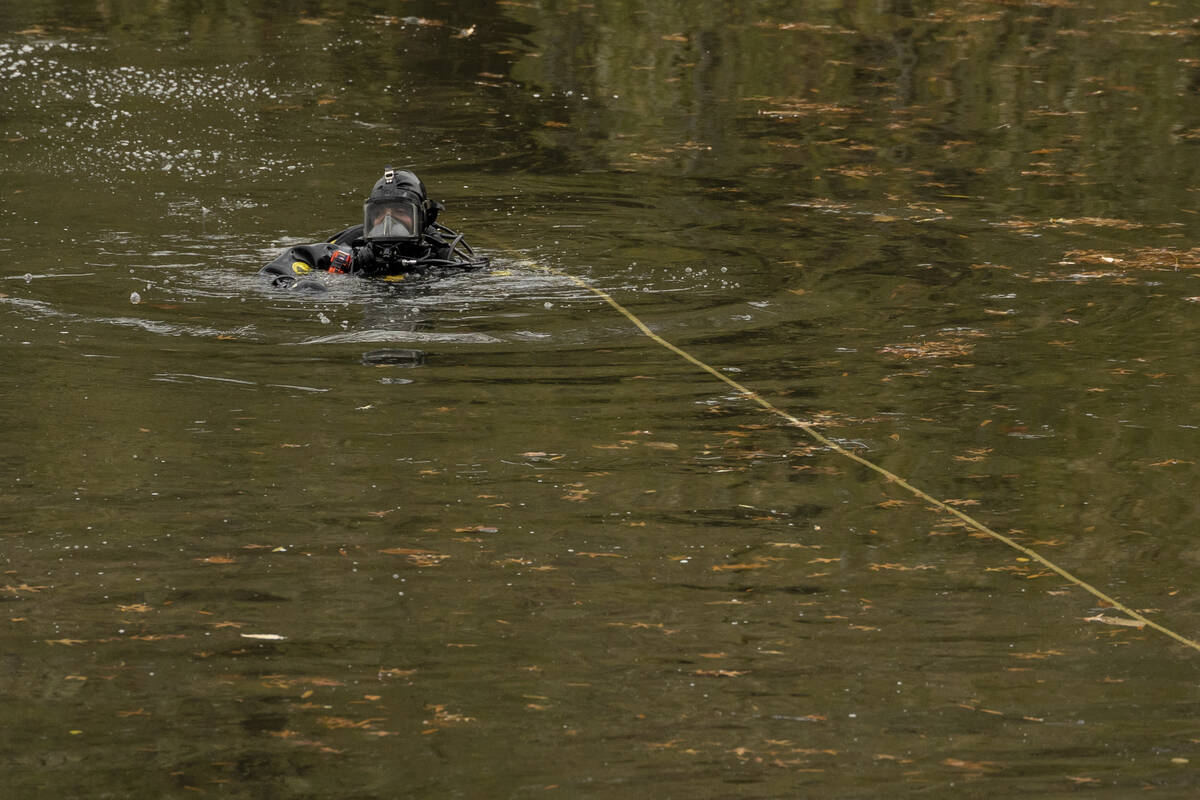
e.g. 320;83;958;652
530;264;1200;654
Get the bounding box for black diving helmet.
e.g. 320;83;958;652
363;167;433;248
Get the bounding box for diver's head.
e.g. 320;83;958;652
363;166;432;252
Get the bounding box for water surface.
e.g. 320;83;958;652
3;1;1200;797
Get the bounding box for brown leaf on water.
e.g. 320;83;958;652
379;547;437;556
454;524;499;534
607;621;678;634
661;33;689;42
986;565;1030;574
196;555;236;565
3;583;48;595
424;704;476;725
694;669;749;678
878;336;979;360
791;464;842;475
45;639;87;646
1148;459;1193;467
262;676;344;689
268;730;343;753
1053;217;1142;229
406;554;449;567
125;634;187;642
712;562;771;572
1062;247;1200;272
117;603;152;613
318;716;384;730
116;708;148;717
868;563;935;571
577;552;625;559
521;451;564;461
1010;649;1065;660
943;757;996;771
378;668;417;679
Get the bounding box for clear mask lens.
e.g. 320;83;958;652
365;200;419;240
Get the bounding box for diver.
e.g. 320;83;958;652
261;166;489;289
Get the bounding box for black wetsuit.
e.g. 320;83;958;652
260;223;485;288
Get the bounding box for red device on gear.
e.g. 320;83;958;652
328;246;354;273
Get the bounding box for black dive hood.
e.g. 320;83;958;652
362;166;440;247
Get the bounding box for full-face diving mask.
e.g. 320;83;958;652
363;167;428;247
365;199;420;241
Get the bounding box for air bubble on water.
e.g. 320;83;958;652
23;273;33;283
129;291;141;304
544;301;553;309
318;313;331;324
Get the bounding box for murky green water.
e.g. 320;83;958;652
4;1;1200;796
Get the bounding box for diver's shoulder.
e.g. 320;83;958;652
328;224;364;244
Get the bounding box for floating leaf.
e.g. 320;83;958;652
379;668;416;678
943;758;996;771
